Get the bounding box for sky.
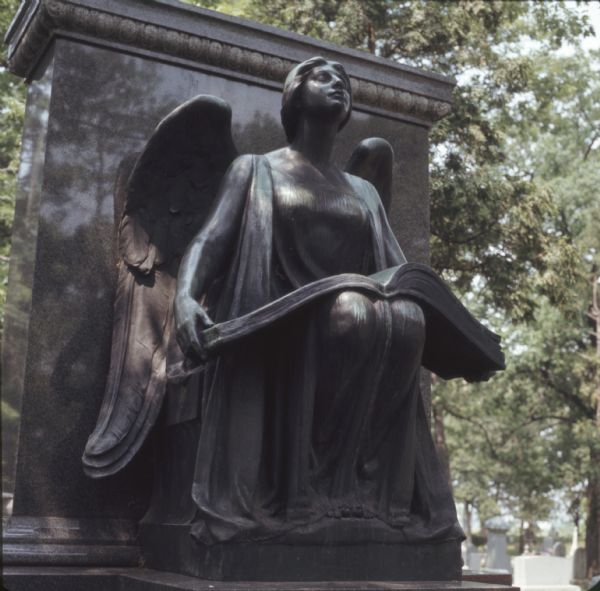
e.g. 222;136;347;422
579;0;600;51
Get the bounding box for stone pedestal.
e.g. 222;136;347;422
0;0;485;587
4;567;520;591
463;572;514;586
141;420;464;581
484;518;511;572
140;522;462;581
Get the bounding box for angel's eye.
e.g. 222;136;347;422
315;72;330;82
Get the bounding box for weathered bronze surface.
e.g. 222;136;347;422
82;57;504;578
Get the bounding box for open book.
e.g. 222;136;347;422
199;263;505;382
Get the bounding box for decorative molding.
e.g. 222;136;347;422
3;516;140;566
6;0;453;122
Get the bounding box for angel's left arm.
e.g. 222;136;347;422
177;154;253;302
174;154;253;357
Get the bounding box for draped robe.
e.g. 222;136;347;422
189;155;463;545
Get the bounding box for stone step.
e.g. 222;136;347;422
3;567;520;591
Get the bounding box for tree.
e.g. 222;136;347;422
523;49;600;574
439;45;600;570
435;300;596;552
0;0;26;330
1;0;27;494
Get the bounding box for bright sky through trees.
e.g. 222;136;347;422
579;1;600;51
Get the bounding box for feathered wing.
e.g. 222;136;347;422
345;137;394;213
83;96;238;478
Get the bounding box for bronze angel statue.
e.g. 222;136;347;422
83;57;504;549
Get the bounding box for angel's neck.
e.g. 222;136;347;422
291;119;337;166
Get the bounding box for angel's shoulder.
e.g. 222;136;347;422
222;153;255;185
343;171;376;195
343;172;385;215
229;153;254;171
343;170;365;184
262;147;289;170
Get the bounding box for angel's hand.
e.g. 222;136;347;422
174;295;215;361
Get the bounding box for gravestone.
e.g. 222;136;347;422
465;541;485;571
485;517;512;572
541;527;557;555
513;555;580;591
571;547;587;583
553;541;567;557
2;1;510;589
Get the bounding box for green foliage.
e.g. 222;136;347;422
437;298;598;526
438;41;600;542
1;0;26;495
0;0;26;332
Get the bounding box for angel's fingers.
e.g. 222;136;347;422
177;320;195;351
181;320;204;357
194;307;214;329
188;331;204;357
175;328;190;354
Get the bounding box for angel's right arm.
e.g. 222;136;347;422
176;154;253;305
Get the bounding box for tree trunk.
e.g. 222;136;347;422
518;517;525;555
586;272;600;575
586;465;600;576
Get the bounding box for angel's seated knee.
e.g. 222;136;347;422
326;291;376;341
390;299;426;343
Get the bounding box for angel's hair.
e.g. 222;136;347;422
281;56;352;143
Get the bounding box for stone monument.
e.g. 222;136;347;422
485;517;512;572
513;555;580;591
2;1;509;589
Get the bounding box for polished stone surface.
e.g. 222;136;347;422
1;53;53;501
5;37;430;523
3;567;519;590
3;515;141;566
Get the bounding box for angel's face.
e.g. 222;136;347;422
300;63;351;124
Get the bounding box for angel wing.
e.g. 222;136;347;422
345;137;394;213
83;96;238;478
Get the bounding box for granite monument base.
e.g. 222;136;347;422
3;567;519;591
2;515;140;567
462;572;513;586
138;417;466;582
140;523;462;581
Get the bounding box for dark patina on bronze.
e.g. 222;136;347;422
83;57;504;581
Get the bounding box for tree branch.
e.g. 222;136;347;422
538;367;596;420
583;131;599;161
440;403;501;460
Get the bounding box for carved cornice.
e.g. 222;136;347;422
6;0;453;122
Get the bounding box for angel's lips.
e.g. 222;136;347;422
329;91;347;101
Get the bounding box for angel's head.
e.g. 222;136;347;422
281;57;352;143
